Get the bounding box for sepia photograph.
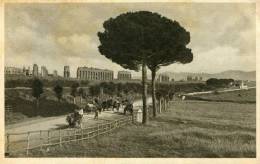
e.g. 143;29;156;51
1;0;258;161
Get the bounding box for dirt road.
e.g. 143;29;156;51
184;87;256;96
6;97;152;134
5;98;152;154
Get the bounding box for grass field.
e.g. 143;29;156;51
5;88;77;125
29;90;256;157
186;88;256;103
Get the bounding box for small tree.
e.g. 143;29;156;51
89;84;100;97
78;88;84;96
53;84;63;102
32;78;44;113
78;87;85;103
71;82;79;104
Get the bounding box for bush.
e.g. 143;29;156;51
5;78;89;88
206;78;234;88
213;90;219;95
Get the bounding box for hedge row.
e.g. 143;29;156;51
5;78;89;88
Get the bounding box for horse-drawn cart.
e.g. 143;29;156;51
66;109;84;128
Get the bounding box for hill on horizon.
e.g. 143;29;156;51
162;70;256;81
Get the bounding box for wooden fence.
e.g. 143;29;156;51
5;99;170;156
5;114;136;156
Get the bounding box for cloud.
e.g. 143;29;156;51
162;45;256;73
5;3;256;77
56;34;97;58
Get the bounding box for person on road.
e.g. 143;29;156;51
93;98;100;120
124;99;133;115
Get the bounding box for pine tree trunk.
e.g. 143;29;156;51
37;99;39;108
159;98;162;113
151;70;157;117
142;62;148;124
36;98;39;115
164;98;167;111
158;98;162;113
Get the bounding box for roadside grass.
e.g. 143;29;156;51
29;100;256;157
5;88;141;125
186;88;256;103
5;88;77;125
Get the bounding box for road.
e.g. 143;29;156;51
6;86;256;134
184;86;256;96
5;98;152;154
6;97;152;134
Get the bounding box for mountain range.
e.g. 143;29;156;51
132;70;256;81
162;70;256;81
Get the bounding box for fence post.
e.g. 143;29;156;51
165;99;168;111
26;132;30;156
74;129;77;141
163;98;166;111
40;130;43;150
59;129;62;147
164;99;166;111
108;123;110;134
47;130;50;144
67;130;70;141
6;134;10;154
112;121;115;130
97;124;100;136
159;98;162;113
87;129;90;140
81;129;84;143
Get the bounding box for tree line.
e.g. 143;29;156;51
29;76;234;117
30;78;213;112
206;78;234;88
5;78;89;88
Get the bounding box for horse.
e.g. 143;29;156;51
101;100;109;111
66;110;83;128
112;100;121;112
101;99;114;111
123;103;133;115
84;103;96;113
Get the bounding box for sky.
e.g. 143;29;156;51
5;3;256;78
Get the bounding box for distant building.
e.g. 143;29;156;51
53;70;58;77
64;66;70;78
118;71;131;80
21;66;31;76
199;77;203;81
41;66;48;77
194;76;199;81
157;74;170;82
77;67;113;81
4;67;23;75
235;80;248;90
25;67;32;76
33;64;39;77
22;67;26;75
187;76;192;81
